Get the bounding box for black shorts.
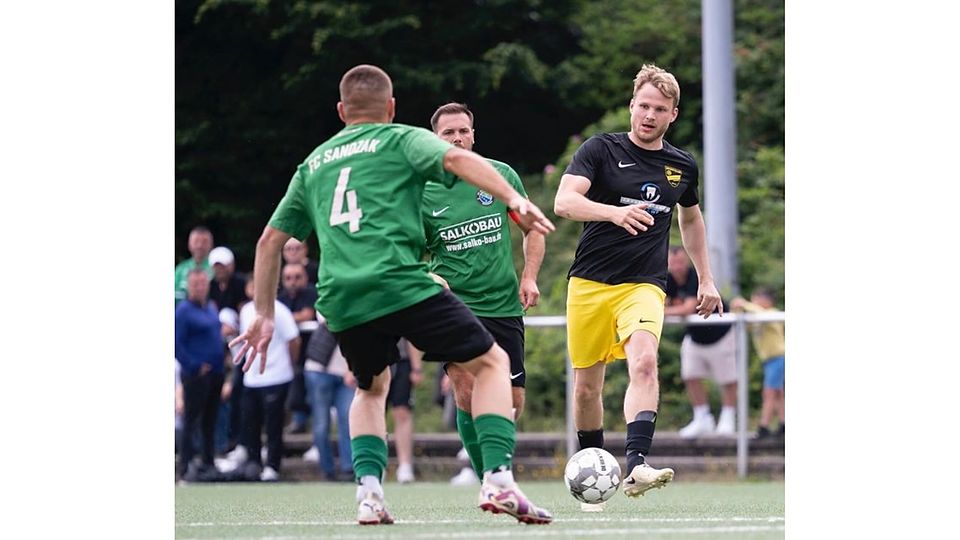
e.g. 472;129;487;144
334;290;495;391
439;316;526;388
387;361;413;410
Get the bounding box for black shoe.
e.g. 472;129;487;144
776;424;785;438
755;426;772;439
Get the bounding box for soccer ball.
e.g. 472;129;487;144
563;447;621;504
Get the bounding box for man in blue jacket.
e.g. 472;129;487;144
175;267;227;482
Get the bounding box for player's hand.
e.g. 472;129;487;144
229;314;276;374
611;204;655;235
508;197;555;236
429;272;450;289
410;369;424;386
343;370;357;389
519;277;540;310
696;280;723;318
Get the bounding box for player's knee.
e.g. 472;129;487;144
628;351;658;382
574;381;602;406
449;368;474;411
477;345;510;374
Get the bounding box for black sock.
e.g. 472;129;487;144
626;410;657;471
577;429;604;450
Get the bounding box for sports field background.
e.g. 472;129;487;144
176;480;784;539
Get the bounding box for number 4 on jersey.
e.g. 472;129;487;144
329;167;363;232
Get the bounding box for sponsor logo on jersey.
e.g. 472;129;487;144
664;165;682;187
476;190;495;206
620;190;672;216
431;206;450;217
438;214;503;242
618;160;637;168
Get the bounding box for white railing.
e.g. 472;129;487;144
525;311;786;478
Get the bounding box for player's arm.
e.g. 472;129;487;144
443;148;554;235
554;174;654;235
677;205;722;318
517;229;544;309
229;224;291;372
406;341;424;386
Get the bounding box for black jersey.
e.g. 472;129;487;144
564;132;699;290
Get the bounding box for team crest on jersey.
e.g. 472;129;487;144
664;165;682;187
476;190;495;206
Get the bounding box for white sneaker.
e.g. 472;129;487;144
302;445;320;463
450;467;480;486
678;413;716;439
715;411;736;436
580;501;606;512
260;466;279;482
396;463;415;484
622;462;674;497
214;445;248;473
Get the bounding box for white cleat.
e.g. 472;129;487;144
396;463;415;484
356;492;395;525
622;463;674;498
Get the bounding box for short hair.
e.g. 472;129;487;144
189;225;212;238
430;102;474;132
633;64;680;107
187;266;209;279
339;64;393;119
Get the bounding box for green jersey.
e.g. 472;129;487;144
422;159;526;318
269;123;457;332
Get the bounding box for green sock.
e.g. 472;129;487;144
474;413;516;474
351;435;388;483
456;408;483;477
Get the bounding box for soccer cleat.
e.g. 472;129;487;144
580;501;606;512
356;492;395;525
678;413;716;439
477;480;553;524
622;463;674;497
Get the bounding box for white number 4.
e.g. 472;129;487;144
329;167;363;232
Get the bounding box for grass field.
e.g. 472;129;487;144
176;480;784;539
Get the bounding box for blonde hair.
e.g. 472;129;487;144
632;64;680;107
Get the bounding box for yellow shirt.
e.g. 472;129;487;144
737;300;785;361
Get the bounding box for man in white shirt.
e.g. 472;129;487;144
238;277;301;481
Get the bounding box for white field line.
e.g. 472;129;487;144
179;516;784;528
178;524;785;540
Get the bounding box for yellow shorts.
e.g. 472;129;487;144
566;276;666;369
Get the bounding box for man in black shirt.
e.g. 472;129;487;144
554;64;722;509
665;247;737;438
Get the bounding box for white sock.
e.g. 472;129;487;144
720;406;736;420
356;475;384;500
693;405;710;420
484;469;515;487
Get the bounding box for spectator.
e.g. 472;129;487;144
665;247;737;438
208;246;246;312
282;237;319;286
207;245;248;455
238;276;301;481
175;226;214;304
278;262;318;434
303;318;356;481
175;267;226;482
732;287;785;439
387;339;423;483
